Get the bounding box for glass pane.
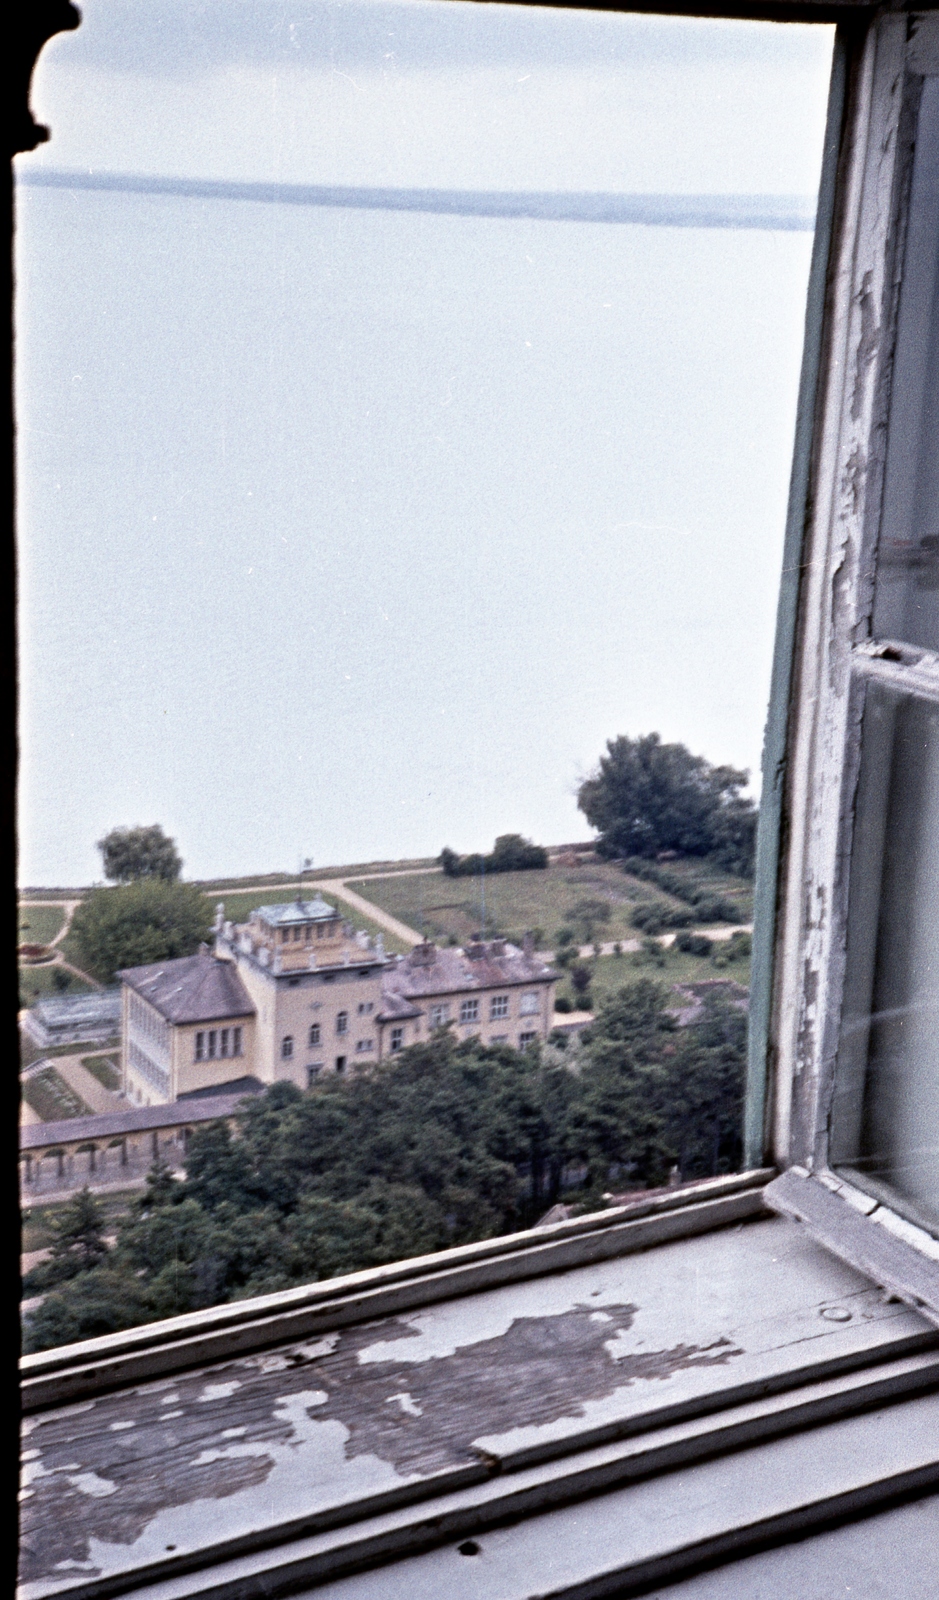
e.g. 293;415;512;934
872;77;939;653
832;683;939;1232
17;2;833;885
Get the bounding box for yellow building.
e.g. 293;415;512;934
119;896;556;1104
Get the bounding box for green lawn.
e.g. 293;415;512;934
22;1067;92;1122
554;944;751;1013
81;1054;121;1091
17;905;67;947
348;860;754;950
18;964;96;1006
209;889;411;954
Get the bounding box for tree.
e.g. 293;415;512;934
70;878;212;982
97;824;182;884
577;733;757;874
23;1187;110;1294
438;835;548;878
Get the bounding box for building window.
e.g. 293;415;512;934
357;1001;373;1015
281;1035;294;1059
335;1056;346;1073
429;1003;449;1027
207;1029;217;1058
336;1011;348;1035
356;1038;374;1053
194;1031;204;1061
293;926;302;941
220;1028;229;1057
459;998;479;1025
232;1026;242;1057
519;992;541;1016
307;1064;322;1086
519;1032;538;1049
309;1023;321;1047
491;1035;508;1044
490;994;509;1020
389;1027;404;1052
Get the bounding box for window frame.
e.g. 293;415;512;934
752;10;939;1320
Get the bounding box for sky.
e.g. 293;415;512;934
16;1;835;886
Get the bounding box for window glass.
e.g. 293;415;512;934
871;79;939;654
832;684;939;1232
18;2;832;893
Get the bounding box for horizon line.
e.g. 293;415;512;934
17;168;817;231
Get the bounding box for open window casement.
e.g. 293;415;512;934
762;10;939;1324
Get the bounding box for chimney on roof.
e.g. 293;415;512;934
466;939;486;960
489;939;506;957
523;931;535;958
410;940;437;967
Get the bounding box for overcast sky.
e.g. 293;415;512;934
16;1;834;886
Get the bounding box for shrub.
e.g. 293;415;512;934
439;835;548;877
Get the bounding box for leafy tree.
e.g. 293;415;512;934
570;981;678;1191
439;834;548;878
569;962;593;1007
23;1188;110;1294
97;824;183;883
22;1000;748;1353
23;1267;152;1350
489;834;549;871
70;878;212;982
578;734;757;874
657;994;746;1179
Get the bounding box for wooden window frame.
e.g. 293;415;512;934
753;11;939;1322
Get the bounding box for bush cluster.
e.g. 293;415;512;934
439;834;548;878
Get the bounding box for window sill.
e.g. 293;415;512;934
764;1167;939;1326
20;1170;939;1599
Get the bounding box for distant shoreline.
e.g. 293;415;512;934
18;170;817;232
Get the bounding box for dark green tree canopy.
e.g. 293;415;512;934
439;834;548;877
97;824;183;883
577;733;757;874
23;989;746;1353
70;878;212;983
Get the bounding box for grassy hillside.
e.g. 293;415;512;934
349;858;752;950
554;943;752;1011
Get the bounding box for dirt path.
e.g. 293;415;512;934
317;880;423;947
50;901;80;946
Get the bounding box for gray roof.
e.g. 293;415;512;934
383;940;556;1001
20;1083;264;1150
375;993;423;1023
252;896;338;927
118;953;255;1024
31;989;122;1026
